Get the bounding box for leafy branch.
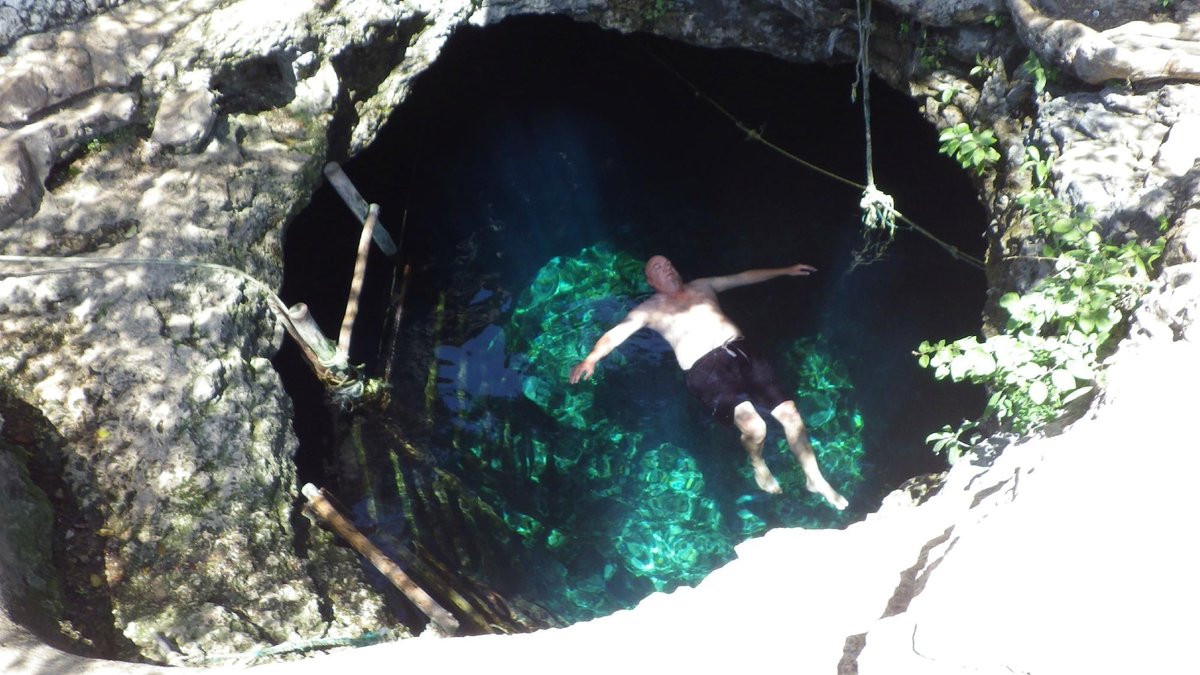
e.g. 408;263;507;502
938;122;1001;175
917;151;1165;440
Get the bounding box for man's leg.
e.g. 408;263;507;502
770;400;849;510
733;401;781;494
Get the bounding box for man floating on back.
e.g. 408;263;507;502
569;255;848;510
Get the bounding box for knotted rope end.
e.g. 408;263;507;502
859;184;896;234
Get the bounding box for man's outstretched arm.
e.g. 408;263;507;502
700;263;817;293
569;312;647;384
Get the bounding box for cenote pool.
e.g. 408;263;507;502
277;16;987;629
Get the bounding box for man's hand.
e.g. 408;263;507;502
569;361;595;384
783;263;817;276
568;314;646;384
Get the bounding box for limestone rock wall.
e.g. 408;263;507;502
0;0;480;661
1;0;1198;672
0;0;129;47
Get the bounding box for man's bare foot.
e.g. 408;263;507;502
824;491;849;510
754;466;783;494
807;476;849;510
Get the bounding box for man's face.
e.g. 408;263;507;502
645;256;682;293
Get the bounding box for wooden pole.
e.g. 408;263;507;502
337;203;378;362
283;303;340;365
265;299;350;381
382;262;412;384
301;483;460;636
323;162;399;257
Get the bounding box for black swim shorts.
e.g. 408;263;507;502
684;337;789;426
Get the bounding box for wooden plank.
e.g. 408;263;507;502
323;162;398;257
302;483;460;636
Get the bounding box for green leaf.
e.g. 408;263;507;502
1054;301;1077;317
1065;359;1094;381
947;444;963;465
1051;219;1075;234
985;391;1006;419
1062;385;1094;404
1050;369;1076;392
925;427;950;444
949;354;971;381
1016;362;1046;381
1028;379;1049;404
965;349;997;376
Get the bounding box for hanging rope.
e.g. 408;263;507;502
852;0;899;268
645;50;985;272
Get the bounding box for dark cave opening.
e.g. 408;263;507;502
276;15;987;626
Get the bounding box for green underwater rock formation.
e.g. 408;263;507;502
440;245;870;603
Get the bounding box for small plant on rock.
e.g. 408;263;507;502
917;32;950;71
640;0;674;21
938;122;1001;175
1017;51;1055;95
925;420;980;465
1021;145;1053;188
969;54;1002;80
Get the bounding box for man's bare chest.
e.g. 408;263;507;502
643;289;723;330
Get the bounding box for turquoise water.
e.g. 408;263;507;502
371;245;866;621
279;17;986;628
498;246;862;582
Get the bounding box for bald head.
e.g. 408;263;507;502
645;255;683;293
